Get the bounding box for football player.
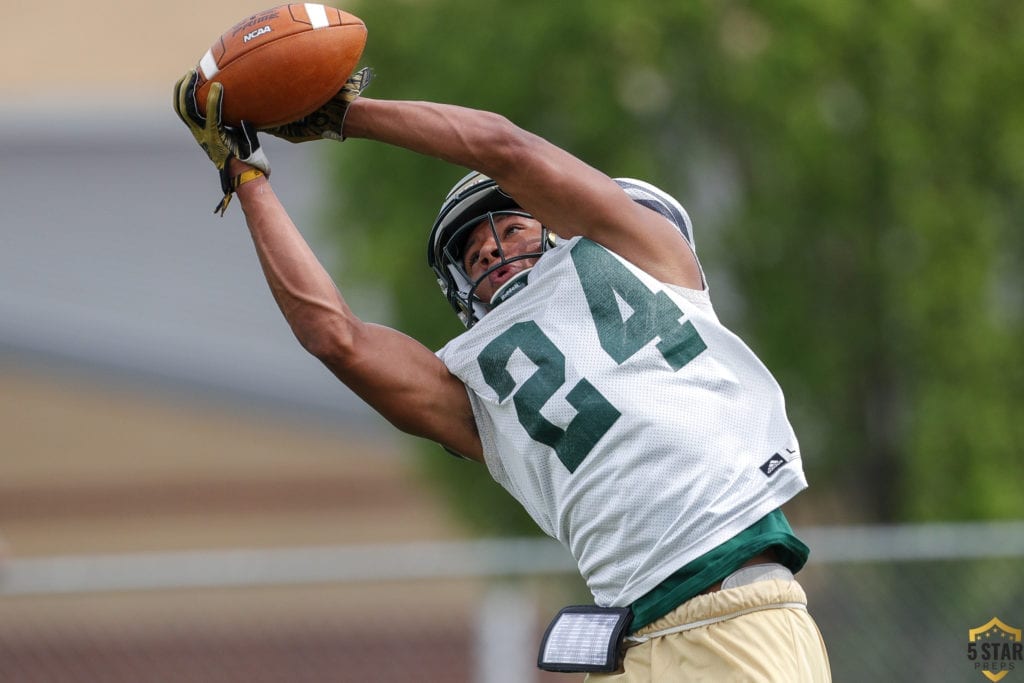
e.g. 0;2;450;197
173;69;831;681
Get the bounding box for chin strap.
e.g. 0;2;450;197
489;269;533;308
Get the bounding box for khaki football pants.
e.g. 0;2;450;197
587;579;831;682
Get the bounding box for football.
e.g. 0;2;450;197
193;4;367;127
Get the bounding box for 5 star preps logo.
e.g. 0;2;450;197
967;618;1023;682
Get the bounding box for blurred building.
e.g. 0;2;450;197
0;0;462;558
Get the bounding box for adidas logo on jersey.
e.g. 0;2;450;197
759;453;789;477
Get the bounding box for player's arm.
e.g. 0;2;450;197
344;98;703;290
229;157;484;461
173;71;481;460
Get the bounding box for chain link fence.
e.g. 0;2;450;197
1;523;1022;682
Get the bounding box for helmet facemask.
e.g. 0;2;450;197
429;171;556;328
439;209;550;326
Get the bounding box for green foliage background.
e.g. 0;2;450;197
319;0;1024;532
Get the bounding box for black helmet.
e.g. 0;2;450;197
427;171;550;327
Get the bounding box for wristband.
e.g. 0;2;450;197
232;168;265;189
214;169;266;216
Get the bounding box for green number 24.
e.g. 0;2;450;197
478;240;707;473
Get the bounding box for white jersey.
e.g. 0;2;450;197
436;237;807;608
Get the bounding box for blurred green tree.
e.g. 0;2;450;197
318;0;1024;531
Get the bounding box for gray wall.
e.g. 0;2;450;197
0;104;379;426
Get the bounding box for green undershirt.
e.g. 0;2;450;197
629;509;809;631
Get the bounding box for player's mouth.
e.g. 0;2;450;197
488;264;517;288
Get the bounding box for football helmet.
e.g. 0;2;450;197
427;171;549;327
427;171;694;328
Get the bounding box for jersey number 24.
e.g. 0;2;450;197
477;240;707;473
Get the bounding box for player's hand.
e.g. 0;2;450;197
173;69;271;214
262;66;373;143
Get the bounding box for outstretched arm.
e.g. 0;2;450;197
173;70;482;459
343;98;703;290
228;157;483;461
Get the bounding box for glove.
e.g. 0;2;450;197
172;69;271;215
262;66;373;143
